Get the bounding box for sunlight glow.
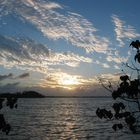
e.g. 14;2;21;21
60;77;78;85
58;75;80;90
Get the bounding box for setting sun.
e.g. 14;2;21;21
60;77;79;86
58;75;80;90
43;73;81;90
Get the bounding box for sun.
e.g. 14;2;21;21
58;75;80;89
61;77;78;85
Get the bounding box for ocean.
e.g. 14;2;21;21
0;98;140;140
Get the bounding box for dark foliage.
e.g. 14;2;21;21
112;123;123;131
0;91;44;135
96;40;140;134
96;108;113;119
0;97;17;135
130;40;140;63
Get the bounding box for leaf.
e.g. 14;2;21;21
125;115;136;125
120;75;129;81
112;91;120;100
118;102;125;110
112;103;120;113
130;40;140;50
112;124;123;131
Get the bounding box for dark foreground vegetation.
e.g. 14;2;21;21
0;90;45;135
96;40;140;134
0;96;17;135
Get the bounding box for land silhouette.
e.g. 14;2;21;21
0;91;45;98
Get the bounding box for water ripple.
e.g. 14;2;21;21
0;98;140;140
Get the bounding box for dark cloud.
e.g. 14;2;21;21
0;35;50;71
17;73;30;79
0;73;13;81
0;72;30;81
0;82;20;93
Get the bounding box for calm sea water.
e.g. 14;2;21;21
0;98;140;140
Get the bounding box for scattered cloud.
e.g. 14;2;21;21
0;0;110;53
114;65;120;70
49;52;92;67
0;35;92;73
102;63;110;68
112;14;140;47
0;1;140;94
97;73;122;84
106;55;128;64
95;60;101;65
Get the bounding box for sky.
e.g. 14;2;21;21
0;0;140;96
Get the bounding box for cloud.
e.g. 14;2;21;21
39;72;97;90
17;73;30;79
112;15;140;47
0;0;110;53
114;65;120;70
0;73;13;81
0;35;92;73
0;35;49;72
106;55;128;64
97;73;122;84
0;71;124;95
102;63;110;68
49;52;92;67
0;72;30;82
0;82;20;93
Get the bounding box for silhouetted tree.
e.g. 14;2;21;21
96;40;140;134
0;94;17;135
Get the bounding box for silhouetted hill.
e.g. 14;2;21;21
0;91;45;98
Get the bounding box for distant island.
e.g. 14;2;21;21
0;91;45;98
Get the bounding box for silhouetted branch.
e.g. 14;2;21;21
98;78;113;93
120;96;138;103
96;40;140;134
123;62;140;71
